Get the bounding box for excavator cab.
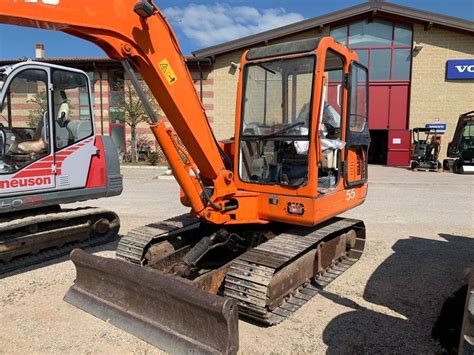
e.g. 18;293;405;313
0;62;93;180
0;61;122;197
233;38;369;226
0;61;122;270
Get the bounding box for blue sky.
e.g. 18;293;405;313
0;0;472;59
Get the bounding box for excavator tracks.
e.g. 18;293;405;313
223;217;365;324
116;214;199;264
0;207;119;276
66;216;365;354
115;215;365;325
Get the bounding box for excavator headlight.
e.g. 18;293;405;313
287;202;305;216
134;0;155;18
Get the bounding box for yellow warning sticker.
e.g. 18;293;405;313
159;58;178;85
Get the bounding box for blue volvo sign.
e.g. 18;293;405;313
446;59;474;80
425;123;446;132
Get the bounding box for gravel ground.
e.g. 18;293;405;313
0;165;472;354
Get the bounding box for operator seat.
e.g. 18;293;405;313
320;103;345;169
54;90;71;148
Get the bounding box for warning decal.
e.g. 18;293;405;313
159;59;177;85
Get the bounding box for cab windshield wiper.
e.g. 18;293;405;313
246;121;305;140
256;63;276;75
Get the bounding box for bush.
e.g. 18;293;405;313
148;152;159;166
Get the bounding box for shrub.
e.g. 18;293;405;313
148;152;159;166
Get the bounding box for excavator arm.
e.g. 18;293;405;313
0;0;233;215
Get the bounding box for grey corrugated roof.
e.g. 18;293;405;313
192;0;474;58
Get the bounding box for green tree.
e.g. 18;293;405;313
117;81;160;163
27;90;47;128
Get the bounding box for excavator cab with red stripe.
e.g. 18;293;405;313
0;61;122;272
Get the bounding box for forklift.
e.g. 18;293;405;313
410;127;442;171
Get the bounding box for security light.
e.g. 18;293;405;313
413;41;424;54
134;0;155;18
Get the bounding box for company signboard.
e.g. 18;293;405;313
446;59;474;80
425;123;446;133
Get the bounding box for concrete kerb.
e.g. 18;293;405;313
120;165;168;170
120;165;176;180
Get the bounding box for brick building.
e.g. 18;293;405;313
1;0;471;165
192;0;473;165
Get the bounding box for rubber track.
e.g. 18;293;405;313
0;207;119;276
0;233;116;276
116;214;198;264
223;217;365;325
0;207;115;232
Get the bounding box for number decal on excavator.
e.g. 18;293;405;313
159;58;178;85
346;189;356;200
23;0;60;4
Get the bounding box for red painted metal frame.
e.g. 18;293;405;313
334;19;413;82
331;18;414;166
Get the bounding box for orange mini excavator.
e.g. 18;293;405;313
0;0;370;353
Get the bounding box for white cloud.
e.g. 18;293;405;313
164;3;305;47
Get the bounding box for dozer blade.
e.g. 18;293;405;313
64;249;239;355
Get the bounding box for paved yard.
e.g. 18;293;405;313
0;165;472;353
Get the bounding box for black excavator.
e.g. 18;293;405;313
443;111;474;174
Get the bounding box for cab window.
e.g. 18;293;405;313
348;64;368;132
318;51;345;190
0;69;50;174
52;70;93;150
239;56;316;187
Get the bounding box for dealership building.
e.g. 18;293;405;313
1;0;472;165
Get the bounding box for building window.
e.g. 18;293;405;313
331;25;347;45
393;23;412;46
330;19;413;81
370;49;391;80
349;19;392;47
392;48;411;80
353;49;369;68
